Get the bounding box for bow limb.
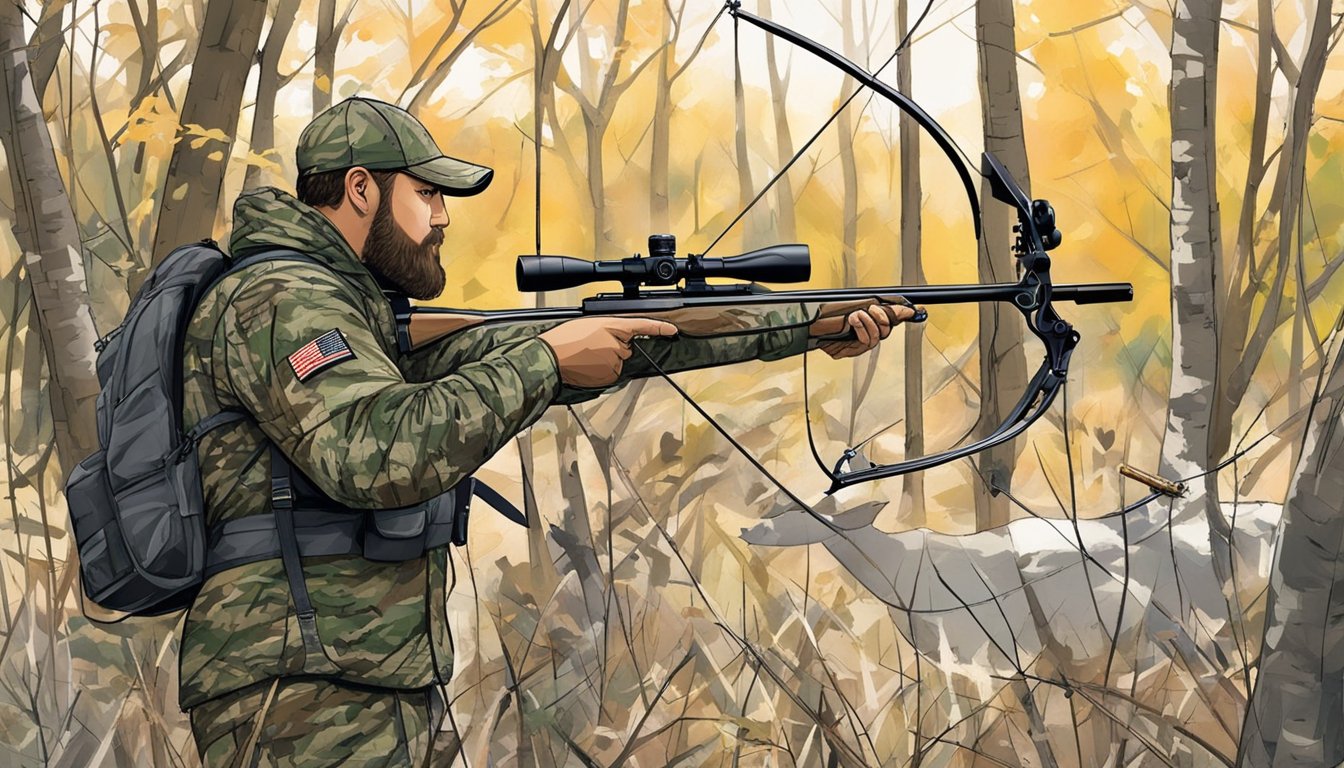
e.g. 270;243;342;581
726;1;983;240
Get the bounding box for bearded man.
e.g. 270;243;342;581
177;97;912;766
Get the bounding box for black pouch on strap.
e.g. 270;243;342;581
363;480;474;560
364;492;441;561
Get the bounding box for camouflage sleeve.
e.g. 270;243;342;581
403;304;813;407
220;264;561;509
400;319;565;383
551;303;813;405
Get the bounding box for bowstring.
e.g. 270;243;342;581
710;0;947;480
700;0;943;257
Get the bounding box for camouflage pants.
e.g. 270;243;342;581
189;678;448;767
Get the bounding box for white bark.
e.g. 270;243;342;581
1239;319;1344;765
0;0;101;467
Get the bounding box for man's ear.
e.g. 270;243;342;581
344;167;377;216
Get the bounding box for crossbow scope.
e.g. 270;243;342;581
517;235;811;298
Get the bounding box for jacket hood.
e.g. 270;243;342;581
228;187;386;296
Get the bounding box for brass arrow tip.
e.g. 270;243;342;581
1119;464;1187;498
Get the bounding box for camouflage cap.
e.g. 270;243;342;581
297;97;493;196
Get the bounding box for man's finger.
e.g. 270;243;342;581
858;308;883;344
890;303;925;323
613;317;679;341
869;305;893;339
852;311;879;347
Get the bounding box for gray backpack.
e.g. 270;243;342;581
63;240;306;615
64;241;517;618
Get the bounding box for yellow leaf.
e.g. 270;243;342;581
118;94;180;153
206;150;224;162
314;74;331;94
244;148;283;175
183;123;230;150
127;197;156;229
171;183;189;202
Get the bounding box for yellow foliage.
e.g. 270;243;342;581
117;94;181;155
126;196;156;230
244;148;284;175
182;123;231;150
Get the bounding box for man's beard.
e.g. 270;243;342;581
361;199;446;300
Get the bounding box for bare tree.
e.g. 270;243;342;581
832;0;874;452
731;5;760;247
650;0;712;233
1210;1;1341;473
973;0;1029;529
835;0;864;292
402;0;521;118
554;0;661;260
1161;0;1225;576
0;0;100;467
761;0;796;241
243;0;304;192
312;0;346;114
898;0;924;524
27;0;71;101
1239;317;1344;766
147;0;268;273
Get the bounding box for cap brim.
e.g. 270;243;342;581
405;155;494;197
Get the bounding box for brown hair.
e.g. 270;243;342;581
296;168;397;207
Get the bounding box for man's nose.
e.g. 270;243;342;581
430;196;450;228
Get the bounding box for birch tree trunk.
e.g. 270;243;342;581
243;0;303;192
1238;322;1344;767
898;0;925;526
0;0;100;468
973;0;1029;530
148;0;268;271
1162;0;1225;566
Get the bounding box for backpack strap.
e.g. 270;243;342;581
269;443;325;661
222;248;326;280
185;248;329;446
183;410;249;448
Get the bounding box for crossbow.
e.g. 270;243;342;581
402;1;1132;496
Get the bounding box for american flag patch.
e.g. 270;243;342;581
287;329;355;382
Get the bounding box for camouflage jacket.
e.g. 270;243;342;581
177;187;811;709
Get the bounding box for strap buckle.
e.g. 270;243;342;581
271;480;294;510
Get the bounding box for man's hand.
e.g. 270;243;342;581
809;302;921;359
539;317;678;387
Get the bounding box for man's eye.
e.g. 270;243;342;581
419;189;435;197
